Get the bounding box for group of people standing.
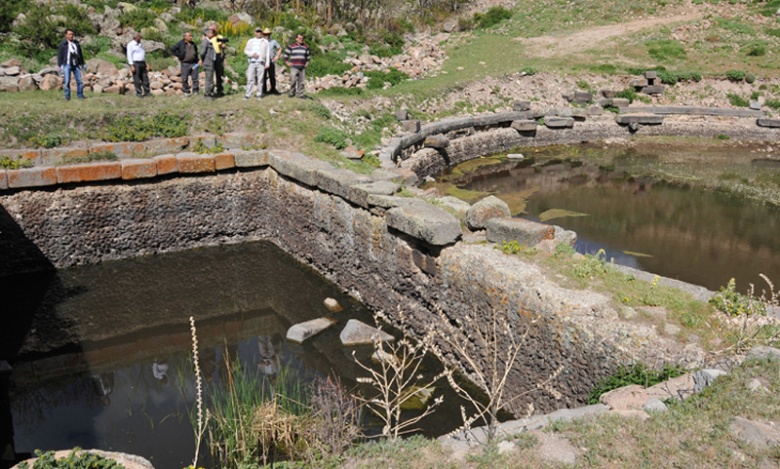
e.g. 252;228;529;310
56;25;311;101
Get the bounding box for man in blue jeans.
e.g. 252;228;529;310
56;29;85;100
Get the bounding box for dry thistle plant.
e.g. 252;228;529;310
432;303;562;443
352;309;446;439
722;274;780;354
189;316;207;469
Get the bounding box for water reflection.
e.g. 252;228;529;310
4;241;462;468
447;156;780;292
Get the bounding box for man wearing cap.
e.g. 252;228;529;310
243;27;270;100
261;28;282;96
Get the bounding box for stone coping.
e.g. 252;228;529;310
379;105;777;170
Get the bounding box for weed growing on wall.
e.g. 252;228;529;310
586;363;686;404
18;448;126;469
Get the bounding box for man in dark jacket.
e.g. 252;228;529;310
171;31;199;96
56;29;85;100
199;28;217;100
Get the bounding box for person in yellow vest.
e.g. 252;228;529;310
208;23;228;97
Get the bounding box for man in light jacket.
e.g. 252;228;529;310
243;27;270;100
127;33;151;98
199;28;217;100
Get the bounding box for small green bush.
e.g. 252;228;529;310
475;6;513;29
0;155;34;169
710;278;767;317
747;41;767;57
315;127;350;150
364;68;408;89
646;39;686;61
318;87;364;97
765;98;780;110
587;363;686;404
18;448;126;469
726;70;746;82
745;73;756;84
118;9;157;30
658;70;702;85
307;52;351;78
102;113;188;142
727;92;749;107
616;87;638;103
310;103;332;120
29;134;62;149
521;66;537;76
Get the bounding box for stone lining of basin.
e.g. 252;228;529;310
0;133;706;414
379;106;780;178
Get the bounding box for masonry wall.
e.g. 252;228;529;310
0;163;647;413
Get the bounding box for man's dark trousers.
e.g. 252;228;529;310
262;61;277;94
214;55;224;96
133;61;150;96
181;62;199;94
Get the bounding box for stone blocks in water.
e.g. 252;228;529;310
340;319;394;346
287;317;336;344
324;297;343;313
387;200;462;246
486;217;554;246
466;195;511;230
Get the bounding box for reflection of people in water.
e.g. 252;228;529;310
152;360;169;385
258;335;281;377
90;372;114;407
199;347;217;383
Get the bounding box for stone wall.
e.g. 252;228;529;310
0;148;701;413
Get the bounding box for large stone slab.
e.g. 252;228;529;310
621;106;763;117
339;319;394;346
286;317;336;344
466;195;511;230
486;217;554;246
543;116;574;128
757;118;780;128
271;150;333;187
7;167;57;188
348;180;400;209
616;114;664;125
511;119;537;132
730;417;780;449
316;167;371;201
387;200;462;246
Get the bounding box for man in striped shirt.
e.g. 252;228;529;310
283;33;311;99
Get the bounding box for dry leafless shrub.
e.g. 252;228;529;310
353;309;446;439
720;275;780;354
307;375;362;460
432;303;563;443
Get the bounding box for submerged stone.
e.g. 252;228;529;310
286;317;336;344
339;319;394;346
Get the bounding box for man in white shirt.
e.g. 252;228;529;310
243;27;270;100
127;33;151;98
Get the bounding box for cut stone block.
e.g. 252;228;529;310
394;109;409;121
56;162;122;184
340;319;394;346
287;318;336;344
214;152;236;170
0;170;7;190
486;217;555;246
424;134;449;149
154;154;178;175
121;159;157;180
641;85;665;95
543;116;574;128
233;150;270;167
644;70;658;80
631;78;649;88
511;119;537;132
757;118;780;128
513;101;531;111
611;98;630;108
348;180;400;209
387;200;462;246
402;120;421;133
573;91;593;103
324;298;343;313
616;114;664;125
601;89;617;99
176;153;216;173
466;195;511;230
